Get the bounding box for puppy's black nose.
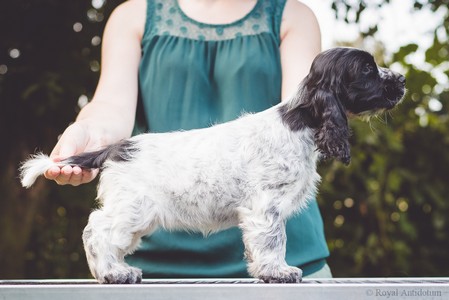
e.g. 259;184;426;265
398;75;406;84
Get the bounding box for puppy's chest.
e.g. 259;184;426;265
245;130;317;173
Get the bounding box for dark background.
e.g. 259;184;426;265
1;0;448;279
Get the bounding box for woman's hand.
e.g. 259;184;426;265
44;122;101;186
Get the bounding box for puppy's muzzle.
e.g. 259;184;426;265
379;67;406;105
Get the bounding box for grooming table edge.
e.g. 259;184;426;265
1;278;448;300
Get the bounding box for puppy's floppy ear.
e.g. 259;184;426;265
313;90;351;165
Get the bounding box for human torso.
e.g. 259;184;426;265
137;0;284;132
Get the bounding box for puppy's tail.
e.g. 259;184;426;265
20;140;137;188
19;153;60;188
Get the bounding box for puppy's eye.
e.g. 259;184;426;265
362;63;374;75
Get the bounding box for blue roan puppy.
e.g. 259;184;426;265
20;48;405;284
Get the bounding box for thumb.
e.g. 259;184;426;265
51;123;88;160
57;140;79;160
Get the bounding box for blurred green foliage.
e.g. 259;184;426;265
322;0;449;277
0;0;448;279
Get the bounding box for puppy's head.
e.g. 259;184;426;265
281;47;406;164
306;47;406;115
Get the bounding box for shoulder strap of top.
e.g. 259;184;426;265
142;0;155;41
270;0;287;45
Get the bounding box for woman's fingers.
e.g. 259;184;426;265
45;165;98;186
44;166;62;180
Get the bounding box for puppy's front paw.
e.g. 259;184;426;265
98;265;142;284
259;266;303;284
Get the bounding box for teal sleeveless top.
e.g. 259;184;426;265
128;0;329;277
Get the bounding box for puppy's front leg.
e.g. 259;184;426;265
239;203;302;283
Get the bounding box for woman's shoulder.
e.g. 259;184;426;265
112;0;146;17
280;0;320;41
108;0;147;40
283;0;317;19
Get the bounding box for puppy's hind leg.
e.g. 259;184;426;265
239;203;302;283
83;197;157;284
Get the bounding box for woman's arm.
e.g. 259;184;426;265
45;0;146;185
279;0;321;100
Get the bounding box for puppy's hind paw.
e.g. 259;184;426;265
100;265;142;284
259;266;303;284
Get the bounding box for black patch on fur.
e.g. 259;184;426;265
278;105;318;132
64;140;138;169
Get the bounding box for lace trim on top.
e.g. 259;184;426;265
147;0;283;41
